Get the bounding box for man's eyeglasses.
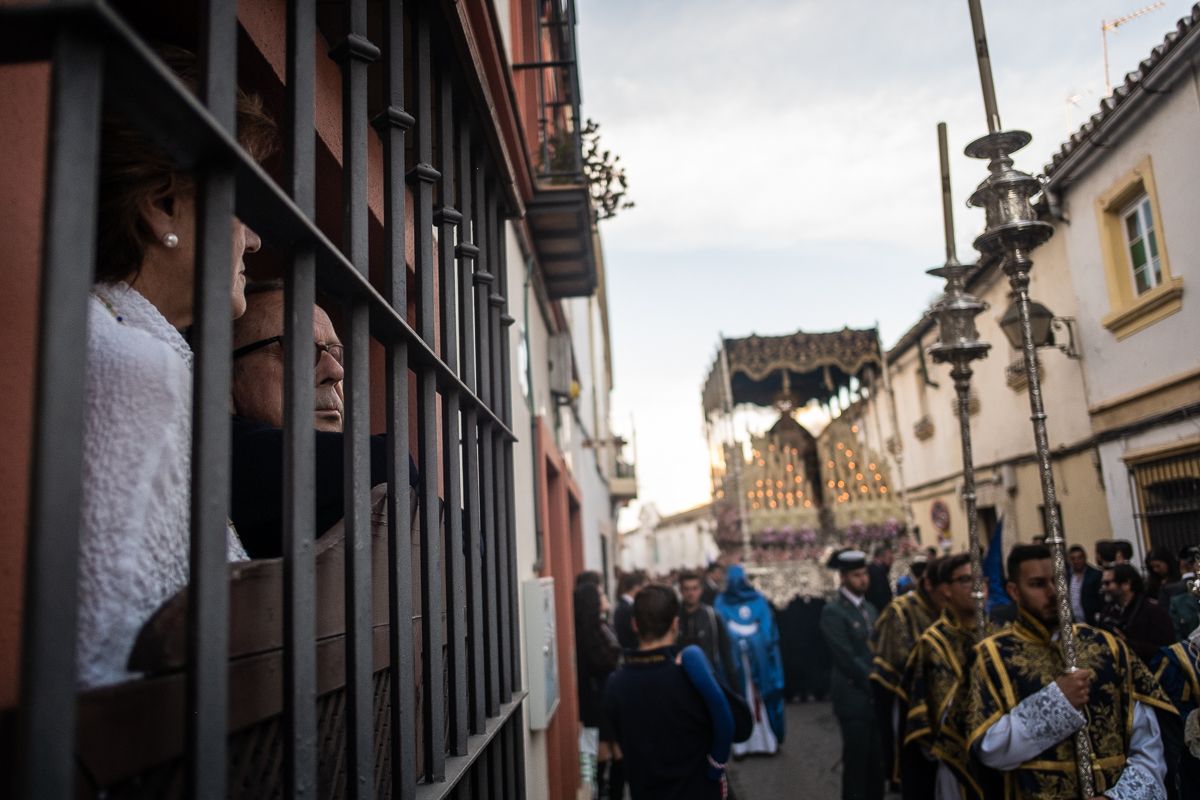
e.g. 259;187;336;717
232;335;344;366
950;575;975;586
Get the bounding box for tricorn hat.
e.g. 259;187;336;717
827;548;868;572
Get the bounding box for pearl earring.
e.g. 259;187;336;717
162;232;179;249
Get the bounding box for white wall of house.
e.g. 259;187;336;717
508;226;623;797
1044;35;1200;560
562;292;617;574
618;504;719;575
505;228;550;800
1054;85;1200;407
860;222;1110;555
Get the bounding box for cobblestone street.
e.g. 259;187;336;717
728;701;843;800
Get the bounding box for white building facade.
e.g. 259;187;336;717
1041;7;1200;562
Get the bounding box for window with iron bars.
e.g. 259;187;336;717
1130;449;1200;558
1;0;525;798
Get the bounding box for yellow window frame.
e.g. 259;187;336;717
1093;155;1184;340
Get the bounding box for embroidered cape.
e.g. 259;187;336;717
965;609;1175;799
1152;640;1200;718
902;610;1000;799
871;589;938;700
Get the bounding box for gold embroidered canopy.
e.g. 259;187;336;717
702;327;882;414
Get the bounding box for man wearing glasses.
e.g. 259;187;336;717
902;554;999;800
228;280;417;558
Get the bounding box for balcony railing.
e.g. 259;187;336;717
2;1;525;797
513;0;584;185
611;459;637;502
513;0;597;299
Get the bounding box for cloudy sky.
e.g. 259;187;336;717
572;0;1196;528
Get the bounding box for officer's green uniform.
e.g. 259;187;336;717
1170;588;1200;640
821;586;885;800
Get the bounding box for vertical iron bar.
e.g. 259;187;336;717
502;719;518;800
566;0;583;176
487;720;503;800
16;31;103;800
283;0;318;795
487;193;510;702
476;747;491;800
497;215;521;696
412;1;446;780
456;118;487;736
511;712;527;798
331;0;378;794
473;170;499;718
374;1;416;797
436;51;469;757
342;294;374;800
189;0;238;794
493;429;511;702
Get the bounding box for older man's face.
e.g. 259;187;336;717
232;291;345;432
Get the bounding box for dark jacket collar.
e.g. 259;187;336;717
623;645;676;667
1012;608;1056;643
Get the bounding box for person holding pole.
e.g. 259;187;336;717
870;555;939;795
964;544;1175;799
903;554;999;800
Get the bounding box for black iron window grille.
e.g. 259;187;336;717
2;0;525;797
1130;449;1200;557
513;0;583;183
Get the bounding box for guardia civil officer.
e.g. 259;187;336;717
820;548;885;800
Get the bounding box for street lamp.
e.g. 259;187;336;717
998;299;1053;349
963;0;1096;794
926;122;989;639
999;299;1081;358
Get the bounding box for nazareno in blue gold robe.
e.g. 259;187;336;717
965;609;1175;799
1151;639;1200;795
902;610;1001;799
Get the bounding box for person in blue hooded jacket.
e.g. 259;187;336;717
715;563;786;755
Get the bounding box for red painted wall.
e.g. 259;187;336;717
0;58;50;710
536;417;582;800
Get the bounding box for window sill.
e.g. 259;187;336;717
1101;276;1184;340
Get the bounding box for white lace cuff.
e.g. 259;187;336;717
979;681;1087;770
1010;680;1086;751
1106;763;1166;800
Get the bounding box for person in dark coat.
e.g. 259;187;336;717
574;579;622;799
230;286;419;558
777;593;830;702
701;562;725;606
1101;563;1176;664
613;570;647;651
678;570;735;684
1066;545;1102;624
1146;546;1182;604
866;545;894;614
604;584;734;800
821;549;884;800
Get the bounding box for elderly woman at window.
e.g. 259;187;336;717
78;47;277;688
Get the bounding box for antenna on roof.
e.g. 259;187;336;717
1102;2;1165;95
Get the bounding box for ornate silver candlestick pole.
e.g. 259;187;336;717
926;122;989;640
962;0;1095;793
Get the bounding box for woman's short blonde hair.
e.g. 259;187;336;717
96;45;279;284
